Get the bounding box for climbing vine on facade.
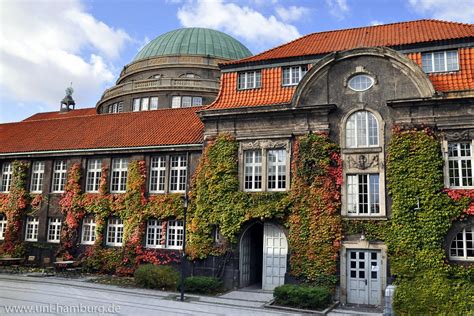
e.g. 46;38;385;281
287;133;343;287
188;133;289;259
0;161;35;257
386;128;473;315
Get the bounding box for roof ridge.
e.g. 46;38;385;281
225;19;473;65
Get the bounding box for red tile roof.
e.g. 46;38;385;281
0;107;204;154
225;19;474;65
23;108;97;121
408;48;474;91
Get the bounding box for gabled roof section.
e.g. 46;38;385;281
224;19;474;66
23;108;97;121
1;107;204;155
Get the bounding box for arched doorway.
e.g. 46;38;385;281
239;222;288;291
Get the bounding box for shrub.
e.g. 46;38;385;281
273;284;331;310
184;276;224;294
134;264;179;291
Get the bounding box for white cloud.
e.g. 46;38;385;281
325;0;349;20
408;0;474;22
370;20;384;26
275;6;309;22
177;0;301;49
0;0;132;113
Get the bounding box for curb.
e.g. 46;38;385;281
264;299;340;315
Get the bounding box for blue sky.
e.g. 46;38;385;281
1;0;473;123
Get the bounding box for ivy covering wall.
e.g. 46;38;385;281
386;128;473;315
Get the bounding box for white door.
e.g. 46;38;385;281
262;223;288;291
239;229;251;287
347;250;381;305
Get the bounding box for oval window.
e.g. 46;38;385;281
348;74;374;91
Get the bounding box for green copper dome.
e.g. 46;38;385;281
133;28;252;61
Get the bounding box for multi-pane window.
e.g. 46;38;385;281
1;162;13;193
348;74;374;91
167;220;184;249
347;174;380;215
133;98;140;112
422;50;459;73
346;111;379;148
448;142;473;188
111;158;128;193
133;97;158;111
171;96;202;108
81;217;96;245
107;102;123;113
25;217;39;241
150;156;166;193
30;161;45;193
141;98;149;111
106;218;123;246
267;149;287;190
450;226;473;261
169;155;187;192
244;150;262;191
52;160;67;193
146;219;164;248
47;218;61;243
0;214;7;240
238;71;261;90
150;97;159;110
282;65;308;86
86;159;102;193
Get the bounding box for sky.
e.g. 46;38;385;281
0;0;473;123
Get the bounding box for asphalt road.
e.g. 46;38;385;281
0;276;298;316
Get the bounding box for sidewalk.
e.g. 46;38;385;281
0;274;383;315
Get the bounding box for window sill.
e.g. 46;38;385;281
343;216;388;220
425;69;460;74
237;87;262;91
342;147;382;154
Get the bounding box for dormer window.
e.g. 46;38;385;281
108;102;123;113
238;71;261;90
282;65;308;86
422;50;459;73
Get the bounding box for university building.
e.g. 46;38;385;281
0;20;473;307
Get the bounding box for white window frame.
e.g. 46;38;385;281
238;71;262;90
30;161;45;193
446;141;474;188
133;98;140;112
282;65;308;86
81;217;96;245
25;217;39;242
1;162;13;193
267;149;287;191
166;219;184;249
345;111;379;148
0;214;7;240
106;218;123;246
192;96;202;106
141;97;149;111
146;219;164;248
422;50;459;73
47;218;62;243
449;226;473;261
110;158;128;193
52;160;67;193
171;96;181;108
169;155;187;193
150;97;159;110
149;156;166;193
348;74;374;92
244;150;263;191
86;159;102;193
346;174;380;216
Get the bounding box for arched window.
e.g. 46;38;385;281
346;111;379;148
450;226;473;261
